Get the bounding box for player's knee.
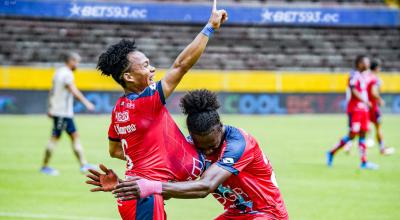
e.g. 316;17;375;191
46;140;57;151
349;133;356;139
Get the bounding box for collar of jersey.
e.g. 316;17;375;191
124;92;139;101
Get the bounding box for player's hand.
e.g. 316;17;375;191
112;176;142;201
208;0;228;29
85;101;95;112
46;112;52;118
86;164;120;192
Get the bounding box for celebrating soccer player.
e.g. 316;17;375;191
365;59;395;155
41;52;96;176
107;90;288;220
326;55;379;170
89;1;228;219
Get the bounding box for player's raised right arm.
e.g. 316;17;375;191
161;0;227;99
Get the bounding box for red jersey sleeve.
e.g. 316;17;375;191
216;126;254;175
349;74;358;89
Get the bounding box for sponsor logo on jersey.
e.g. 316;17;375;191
114;124;136;135
115;111;129;122
191;157;204;178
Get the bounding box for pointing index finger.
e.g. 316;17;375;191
212;0;217;12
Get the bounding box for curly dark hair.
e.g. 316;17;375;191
97;39;137;87
180;89;222;135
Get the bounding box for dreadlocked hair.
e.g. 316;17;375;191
97;39;137;88
180;89;222;135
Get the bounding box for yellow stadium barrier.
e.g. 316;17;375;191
1;66;400;93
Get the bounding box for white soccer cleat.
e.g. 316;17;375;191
381;147;395;156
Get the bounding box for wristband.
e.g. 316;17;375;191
201;23;215;38
136;179;162;198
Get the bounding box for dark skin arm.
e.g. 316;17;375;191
113;164;232;200
109;140;125;160
161;0;227;99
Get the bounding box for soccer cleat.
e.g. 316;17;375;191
360;161;379;170
80;163;97;173
40;167;59;176
326;151;334;167
380;147;395;156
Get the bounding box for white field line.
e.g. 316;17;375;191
0;212;119;220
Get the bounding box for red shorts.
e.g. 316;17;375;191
348;111;369;133
215;212;288;220
117;195;166;220
369;110;381;124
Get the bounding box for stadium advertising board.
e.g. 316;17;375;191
1;90;400;114
1;0;399;27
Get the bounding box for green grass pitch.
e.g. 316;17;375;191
0;114;399;220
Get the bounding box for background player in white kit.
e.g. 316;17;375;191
40;52;96;176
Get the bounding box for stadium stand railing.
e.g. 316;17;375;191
0;17;399;71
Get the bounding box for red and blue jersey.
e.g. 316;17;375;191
206;126;288;219
346;71;369;113
365;72;381;112
108;81;204;182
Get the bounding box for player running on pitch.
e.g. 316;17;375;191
365;59;395;155
327;55;379;170
90;90;288;220
89;1;228;219
41;52;96;176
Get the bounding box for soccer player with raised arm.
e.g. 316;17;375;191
41;52;96;176
90;90;288;220
327;55;379;170
88;1;228;219
365;59;395;155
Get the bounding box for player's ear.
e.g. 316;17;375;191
122;72;135;83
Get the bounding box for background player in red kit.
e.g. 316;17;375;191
88;1;228;219
366;59;395;155
327;55;379;170
112;90;288;220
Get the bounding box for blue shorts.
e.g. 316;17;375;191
52;117;77;137
117;195;166;220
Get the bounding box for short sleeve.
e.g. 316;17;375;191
349;75;357;88
108;113;120;142
64;72;74;86
216;129;254;175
